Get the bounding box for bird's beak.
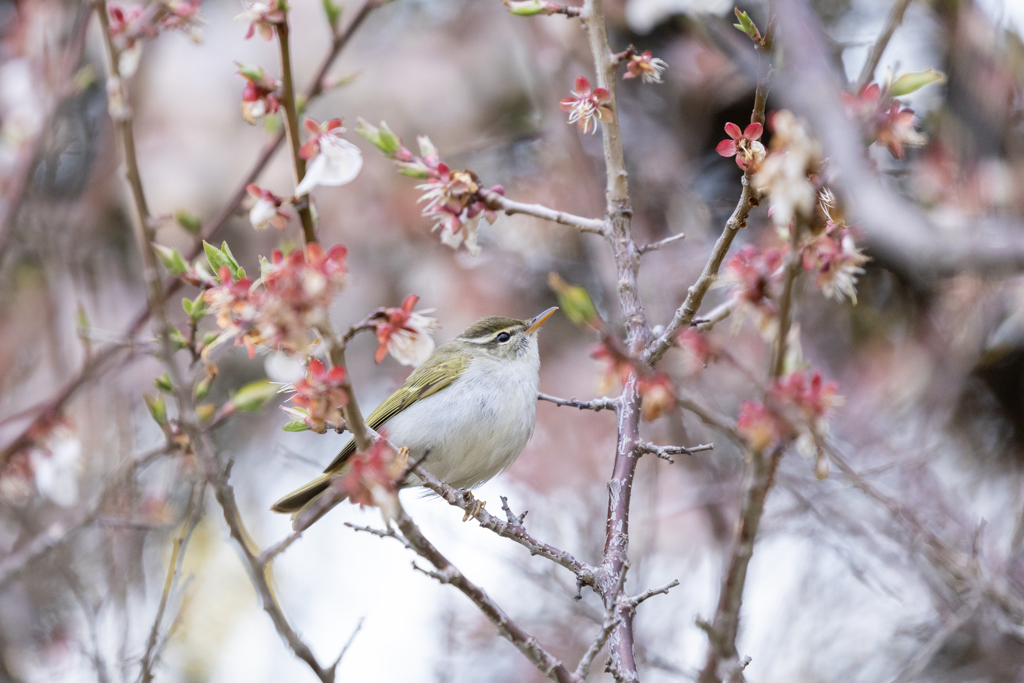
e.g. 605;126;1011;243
525;307;558;335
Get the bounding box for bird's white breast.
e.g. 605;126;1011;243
384;343;540;490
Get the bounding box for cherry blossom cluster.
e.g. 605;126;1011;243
799;192;868;304
341;436;408;521
737;369;843;474
623;51;669;84
843;82;926;159
283;358;348;433
200;243;347;357
720;244;784;332
357;120;504;256
753;110;824;233
107;0;204;75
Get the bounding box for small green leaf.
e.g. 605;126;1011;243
170;327;189;351
283;420;311;432
196;403;217;423
322;0;342;31
181;297;193;316
204;241;232;278
194;374;215;402
548;273;599;328
175;210;201;234
888;69;946;97
356;118;401;155
221;242;241;271
503;0;550;15
144;393;167;425
154;373;173;393
236;62;265;82
231;379;278;412
188;293;208;321
733;8;762;43
417;135;437;159
152;243;188;277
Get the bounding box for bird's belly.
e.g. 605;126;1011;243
385;368;538;490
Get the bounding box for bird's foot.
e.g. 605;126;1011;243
461;490;486;522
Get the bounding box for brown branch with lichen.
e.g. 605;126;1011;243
275;15;316;243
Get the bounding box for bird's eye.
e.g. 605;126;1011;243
496;332;511;343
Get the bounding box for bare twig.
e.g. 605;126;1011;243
355;504;581;683
413;465;598;586
574;613;621;681
645;177;760;366
638;441;714;464
694;301;735;332
481;191;608;235
138;484;205;683
769;221;803;378
637;232;685;256
629;579;680;608
888;598;979;683
855;0;915;91
538;393;618;412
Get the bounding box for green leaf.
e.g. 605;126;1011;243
152;243;188;277
236;62;265;82
417;135;437;159
170;327;189;351
356;118;401;155
220;242;241;271
888;69;946;97
204;241;232;278
196;403;217;423
231;379;278;412
189;293;208;321
503;0;549;15
283;420;311;432
175;210;201;233
144;393;167;425
548;273;599;328
322;0;342;31
194;374;215;402
733;8;762;42
154;373;173;393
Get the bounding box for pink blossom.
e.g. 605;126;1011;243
237;65;280;125
716;122;766;171
416;163;500;256
202;267;262;358
559;77;614;135
236;1;285;41
638;373;676;422
372;295;439;367
623;51;668;84
284;358;347;433
341;435;407;520
801;222;868;304
245;184;290;231
295;117;363;194
736;401;785;452
842;83;926;159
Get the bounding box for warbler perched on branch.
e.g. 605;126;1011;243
271;308;558;525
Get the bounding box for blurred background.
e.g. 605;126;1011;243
2;0;1024;680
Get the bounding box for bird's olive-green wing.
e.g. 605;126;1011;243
321;350;468;473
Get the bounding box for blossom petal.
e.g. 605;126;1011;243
574;76;592;96
295;139;363;194
716;139;738;157
724;122;742;140
744;122;763;141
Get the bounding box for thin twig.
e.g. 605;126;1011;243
629;579;680;608
413;465;597;586
574;613;621;680
855;0;915;91
538;393;618;412
481;191;608;235
276;16;316;243
638;442;714;464
137;484;205;683
637;232;685;256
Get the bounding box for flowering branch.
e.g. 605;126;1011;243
0;0;382;471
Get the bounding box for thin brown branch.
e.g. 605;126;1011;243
276;18;316;244
698;444;786;683
645;177;760;365
769;222;803;378
538;393;618;412
574;612;621;681
638;441;714;464
637;232;685;256
629;579;680;608
855;0;915;91
320;322;371;452
138;484;205;683
413;465;598;586
481;191;608;235
389;504;581;683
0;443;172;589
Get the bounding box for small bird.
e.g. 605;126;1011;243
271;308;558;525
